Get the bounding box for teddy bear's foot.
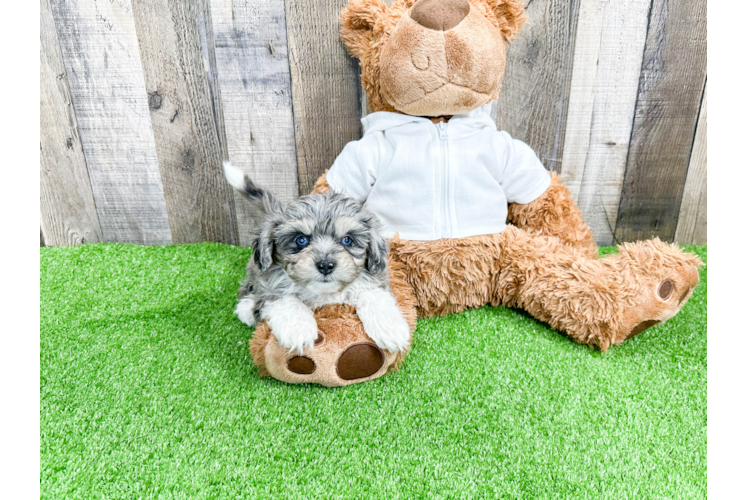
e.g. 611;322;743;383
608;239;702;346
498;227;703;351
249;304;412;387
560;238;702;350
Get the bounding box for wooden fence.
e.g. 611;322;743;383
40;0;707;247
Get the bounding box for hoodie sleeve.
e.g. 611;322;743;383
497;131;551;204
325;135;381;203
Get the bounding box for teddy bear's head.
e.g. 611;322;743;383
341;0;526;117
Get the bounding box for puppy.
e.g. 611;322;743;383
223;162;410;355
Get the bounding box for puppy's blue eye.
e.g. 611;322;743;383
341;236;352;246
295;235;309;247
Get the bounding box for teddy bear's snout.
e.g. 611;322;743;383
410;0;471;32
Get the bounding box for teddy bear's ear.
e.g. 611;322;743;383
489;0;527;41
340;0;387;58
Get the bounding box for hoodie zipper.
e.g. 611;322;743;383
437;122;451;237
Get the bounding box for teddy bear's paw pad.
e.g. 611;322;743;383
626;320;661;340
287;356;316;375
336;343;385;381
653;277;696;313
658;280;674;300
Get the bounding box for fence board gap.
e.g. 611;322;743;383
674;82;707;245
41;0;102;246
614;0;707;242
559;0;652;245
209;0;299;245
493;0;581;173
284;0;363;194
132;0;237;244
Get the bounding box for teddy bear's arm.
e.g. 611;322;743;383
311;170;331;194
507;172;598;259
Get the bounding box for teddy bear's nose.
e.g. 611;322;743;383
410;0;471;31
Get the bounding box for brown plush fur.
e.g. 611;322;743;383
389;226;701;351
507;172;598;259
248;0;704;386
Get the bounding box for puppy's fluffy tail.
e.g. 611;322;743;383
223;161;283;215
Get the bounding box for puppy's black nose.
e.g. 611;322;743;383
316;260;336;276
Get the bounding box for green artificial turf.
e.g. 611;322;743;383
41;243;707;499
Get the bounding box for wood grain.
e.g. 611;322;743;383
614;0;707;242
132;0;237;244
49;0;172;245
209;0;299;245
559;0;652;245
674;83;707;245
41;0;102;246
284;0;364;193
493;0;581;172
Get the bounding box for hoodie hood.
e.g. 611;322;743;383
361;102;496;135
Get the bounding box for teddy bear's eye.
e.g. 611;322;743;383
295;235;309;247
341;236;353;246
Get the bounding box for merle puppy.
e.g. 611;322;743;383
223;162;410;355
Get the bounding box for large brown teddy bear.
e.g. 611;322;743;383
249;0;702;387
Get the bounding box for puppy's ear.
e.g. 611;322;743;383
252;222;276;271
366;229;389;274
489;0;527;41
340;0;387;59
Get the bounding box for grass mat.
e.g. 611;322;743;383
41;243;707;499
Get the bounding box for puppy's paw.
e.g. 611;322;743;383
263;296;320;355
275;326;318;356
235;296;257;327
356;290;411;353
367;312;411;353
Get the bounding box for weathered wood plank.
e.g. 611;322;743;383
284;0;363;193
49;0;172;244
614;0;707;242
41;0;102;246
558;0;652;245
131;0;237;244
493;0;581;172
209;0;299;245
674;83;707;245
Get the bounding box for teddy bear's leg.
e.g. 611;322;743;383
388;234;504;317
494;226;702;350
248;256;418;387
507;172;599;259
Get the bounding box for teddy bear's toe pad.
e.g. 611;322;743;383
337;343;385;380
658;280;674;300
287;356;316;374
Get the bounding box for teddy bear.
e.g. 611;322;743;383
248;0;702;387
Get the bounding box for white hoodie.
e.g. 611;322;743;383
326;104;551;241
